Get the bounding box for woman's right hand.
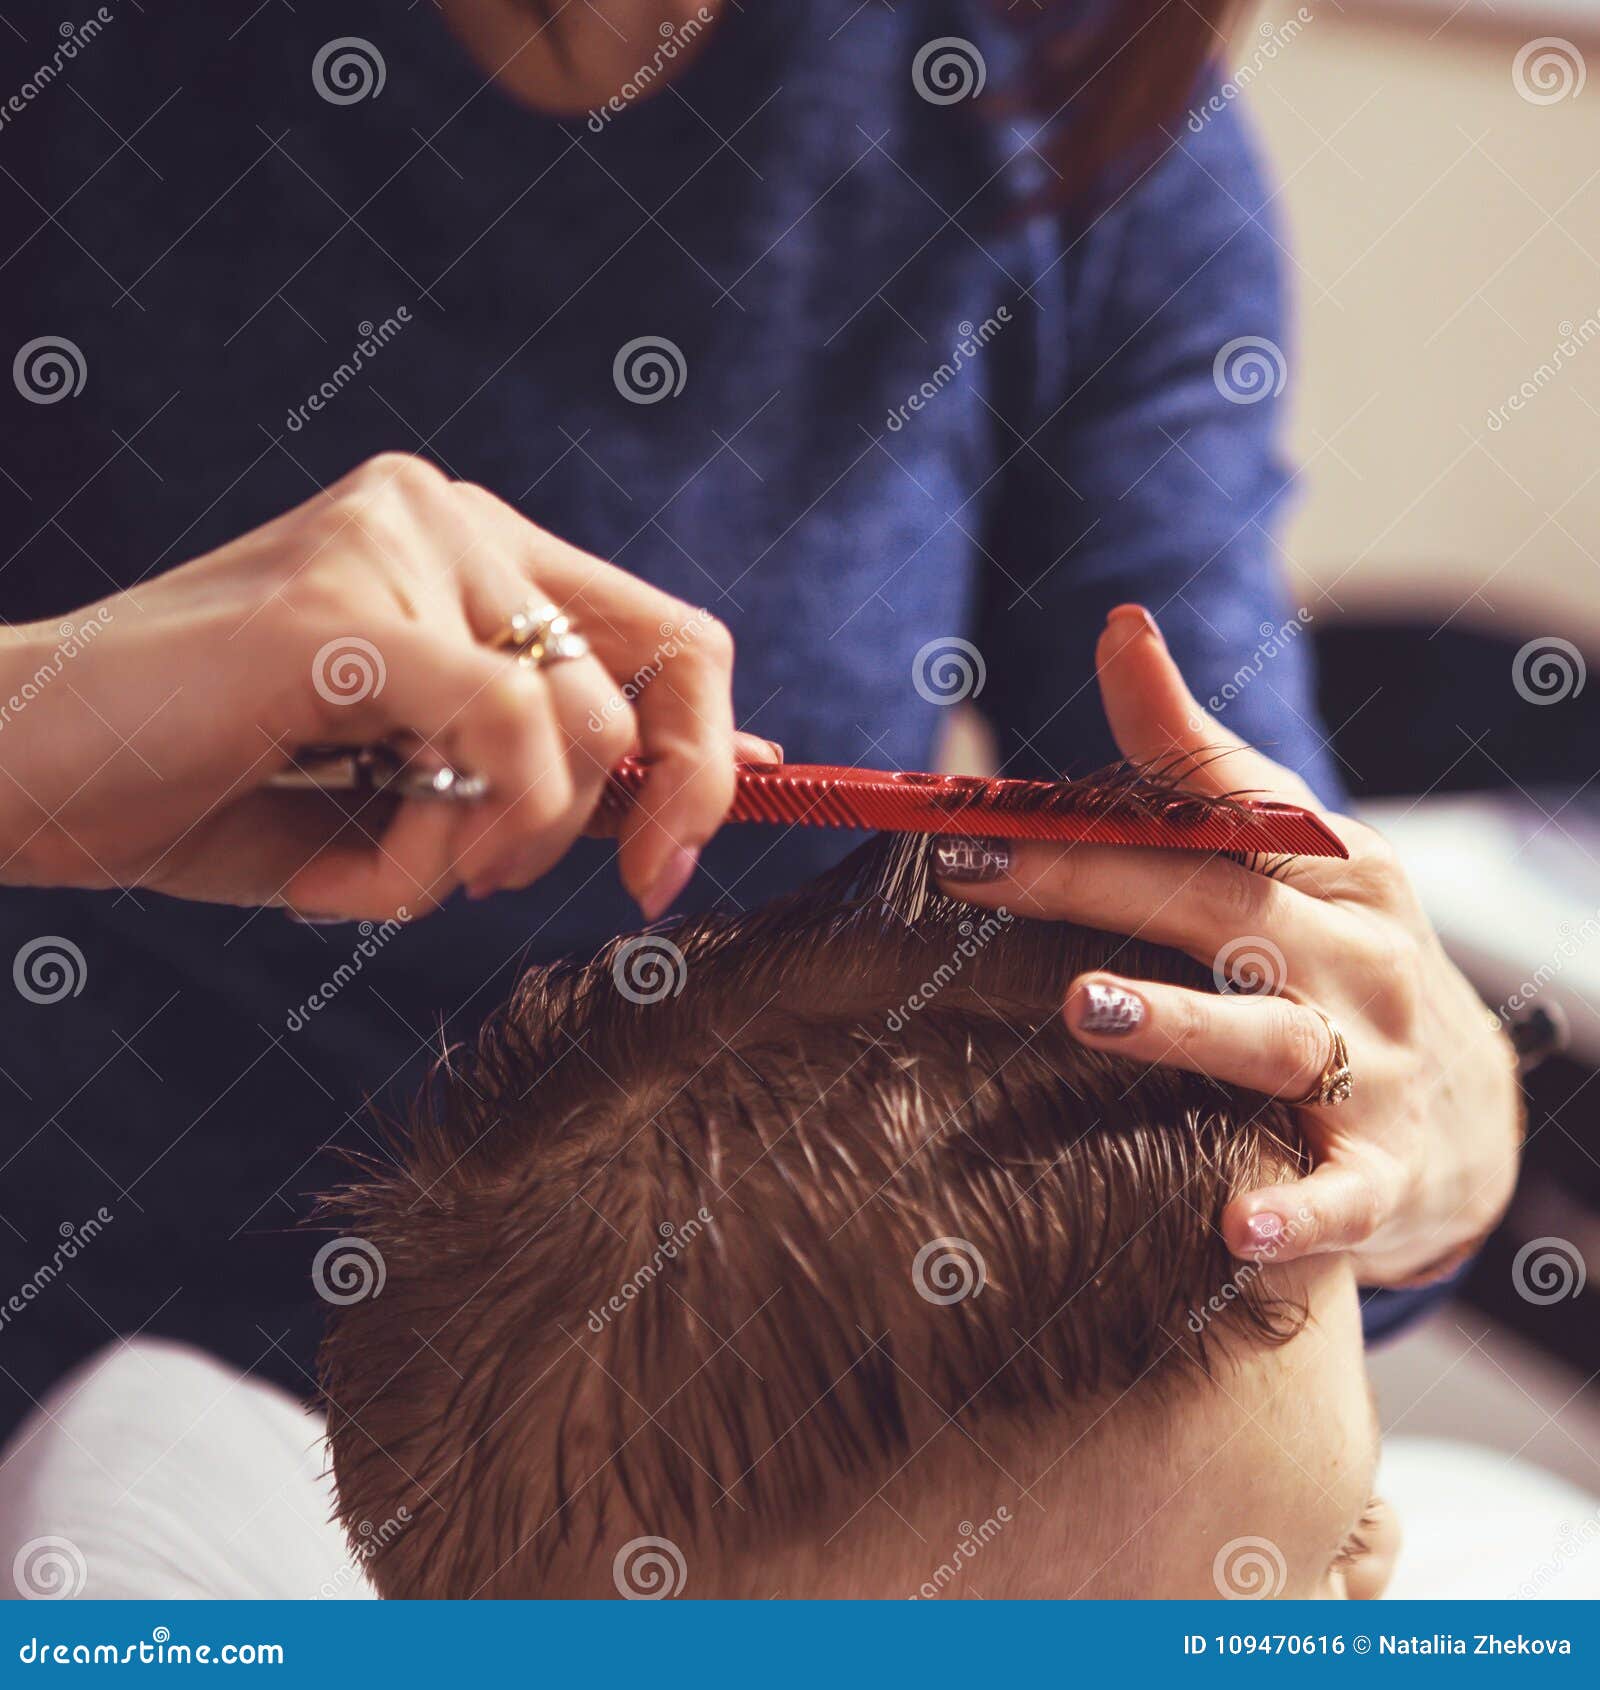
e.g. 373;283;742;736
0;453;761;920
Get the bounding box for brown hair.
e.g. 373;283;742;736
520;0;1239;209
1013;1;1241;207
319;783;1306;1599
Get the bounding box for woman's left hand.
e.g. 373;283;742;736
935;604;1522;1287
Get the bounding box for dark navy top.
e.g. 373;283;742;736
0;1;1422;1423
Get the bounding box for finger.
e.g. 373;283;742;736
734;731;783;765
1223;1154;1403;1264
334;622;579;893
1096;605;1323;810
1064;972;1341;1099
448;481;692;668
448;484;740;916
935;835;1337;981
471;655;640;897
284;797;461;922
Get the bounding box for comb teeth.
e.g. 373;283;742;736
590;761;1348;858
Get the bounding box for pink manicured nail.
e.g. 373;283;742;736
639;844;699;921
1244;1212;1285;1251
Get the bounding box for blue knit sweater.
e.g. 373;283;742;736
0;0;1422;1416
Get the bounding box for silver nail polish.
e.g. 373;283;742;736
1079;982;1145;1036
931;835;1012;883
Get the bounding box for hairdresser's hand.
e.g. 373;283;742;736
0;453;767;920
935;604;1522;1287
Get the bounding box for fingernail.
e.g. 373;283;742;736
1105;603;1164;649
639;844;699;921
761;739;785;763
1244;1212;1285;1252
930;835;1012;883
284;909;349;927
1075;981;1146;1036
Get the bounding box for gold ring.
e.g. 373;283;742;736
1290;1008;1353;1108
492;599;591;670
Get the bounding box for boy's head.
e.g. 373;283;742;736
320;802;1396;1600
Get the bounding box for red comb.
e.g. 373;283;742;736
588;760;1348;857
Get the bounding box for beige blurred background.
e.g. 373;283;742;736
1246;2;1600;643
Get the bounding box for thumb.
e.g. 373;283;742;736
1096;605;1320;809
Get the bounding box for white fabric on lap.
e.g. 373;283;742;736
0;1339;373;1600
1381;1435;1600;1599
